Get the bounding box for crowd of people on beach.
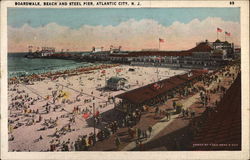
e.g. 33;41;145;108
8;64;120;85
8;61;240;151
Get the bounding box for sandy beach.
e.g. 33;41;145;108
8;65;187;151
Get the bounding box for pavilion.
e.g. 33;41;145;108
115;70;208;113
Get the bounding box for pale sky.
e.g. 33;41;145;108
8;8;240;52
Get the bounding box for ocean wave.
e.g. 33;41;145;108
8;57;94;78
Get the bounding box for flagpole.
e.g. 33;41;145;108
104;73;106;88
93;99;96;145
157;66;159;81
159;40;160;50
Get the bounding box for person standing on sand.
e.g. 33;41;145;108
38;114;42;122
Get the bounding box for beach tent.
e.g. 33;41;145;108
106;77;128;91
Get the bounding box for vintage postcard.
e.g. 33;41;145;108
1;0;249;159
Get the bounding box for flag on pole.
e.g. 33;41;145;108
159;38;164;43
217;28;222;32
225;32;231;36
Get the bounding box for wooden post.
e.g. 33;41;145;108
93;100;96;144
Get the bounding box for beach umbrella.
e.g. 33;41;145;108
82;113;90;119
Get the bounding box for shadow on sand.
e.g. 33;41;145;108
85;108;126;130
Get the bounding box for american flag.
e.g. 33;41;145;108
217;28;222;32
159;38;164;43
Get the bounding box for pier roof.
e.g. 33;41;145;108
107;77;127;83
109;43;212;58
116;70;206;104
187;42;212;52
110;51;192;57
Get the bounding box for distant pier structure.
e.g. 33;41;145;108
108;39;237;69
25;46;56;58
110;45;122;54
92;46;104;53
25;39;238;69
40;47;56;56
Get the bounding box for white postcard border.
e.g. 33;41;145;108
1;1;249;159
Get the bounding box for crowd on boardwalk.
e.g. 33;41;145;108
8;62;240;151
190;64;240;124
66;64;239;151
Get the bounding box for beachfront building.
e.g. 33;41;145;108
212;39;235;59
108;39;234;69
114;70;208;113
179;41;226;69
106;77;128;90
32;39;235;70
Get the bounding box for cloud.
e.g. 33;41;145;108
8;17;240;52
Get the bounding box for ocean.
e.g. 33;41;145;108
8;53;94;78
